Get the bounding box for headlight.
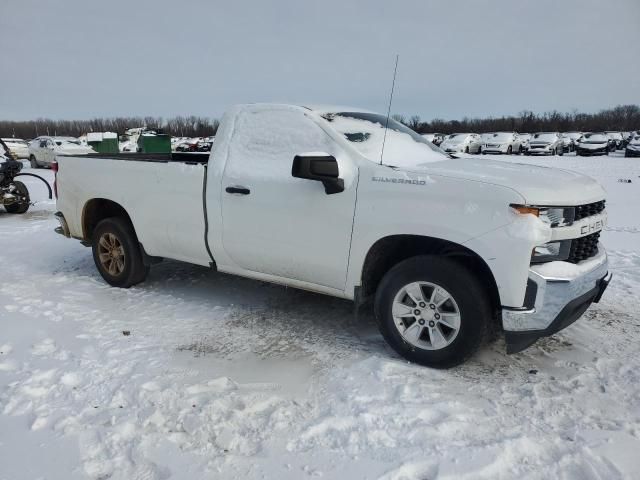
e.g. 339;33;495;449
531;240;571;263
511;205;575;227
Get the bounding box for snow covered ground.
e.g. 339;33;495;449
1;152;639;480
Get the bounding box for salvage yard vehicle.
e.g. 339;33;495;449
0;139;52;214
28;136;94;168
605;131;624;150
527;132;564;156
625;135;640;157
1;138;30;159
439;133;482;154
54;104;611;368
576;132;611;156
481;132;523;155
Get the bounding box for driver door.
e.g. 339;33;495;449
219;107;358;290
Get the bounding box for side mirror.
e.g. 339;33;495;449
292;153;344;195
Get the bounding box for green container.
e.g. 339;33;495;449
137;134;171;153
88;138;119;154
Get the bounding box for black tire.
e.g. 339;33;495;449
374;256;490;368
29;155;39;169
465;146;469;154
507;146;512;155
92;217;149;288
4;181;30;214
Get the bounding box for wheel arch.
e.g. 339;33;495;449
359;234;501;316
81;198;134;242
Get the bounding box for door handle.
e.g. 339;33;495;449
225;186;250;195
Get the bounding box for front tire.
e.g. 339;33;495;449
3;181;30;214
507;146;512;155
92;217;149;288
374;256;490;368
29;155;39;169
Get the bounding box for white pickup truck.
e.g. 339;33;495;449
54;104;611;368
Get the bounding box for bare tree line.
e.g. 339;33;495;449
1;105;638;140
394;104;640;134
0;116;220;139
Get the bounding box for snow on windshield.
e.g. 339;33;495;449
533;133;557;142
492;132;514;141
583;133;608;142
322;112;448;167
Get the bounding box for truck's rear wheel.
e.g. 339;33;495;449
374;256;489;368
92;217;148;288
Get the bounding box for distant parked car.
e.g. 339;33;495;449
563;132;583;151
175;140;199;152
624;135;640;157
421;133;435;143
1;138;30;159
440;133;482;154
196;141;213;152
28;136;94;168
605;131;624;150
575;132;610;156
560;134;574;153
481;132;523;155
526;132;564;156
431;133;446;146
518;133;532;153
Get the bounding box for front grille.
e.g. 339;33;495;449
574;200;606;221
568;232;600;263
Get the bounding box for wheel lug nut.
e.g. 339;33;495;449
434;313;440;320
419;302;426;308
418;319;425;325
414;309;421;315
429;304;436;309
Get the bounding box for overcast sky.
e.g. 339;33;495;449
1;0;639;121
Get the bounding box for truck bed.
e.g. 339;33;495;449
55;152;211;267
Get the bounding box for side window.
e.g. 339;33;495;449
226;108;336;178
40;140;47;148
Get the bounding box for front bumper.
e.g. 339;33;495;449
482;145;509;154
527;145;552;155
577;146;608;156
502;247;610;353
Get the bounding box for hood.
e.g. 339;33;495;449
404;158;605;205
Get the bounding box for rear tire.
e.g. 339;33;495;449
3;181;30;214
92;217;149;288
374;256;490;368
507;146;512;155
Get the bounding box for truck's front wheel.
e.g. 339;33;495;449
92;217;149;288
374;256;489;368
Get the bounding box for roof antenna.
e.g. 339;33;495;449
380;54;399;165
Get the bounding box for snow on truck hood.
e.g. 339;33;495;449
402;158;606;206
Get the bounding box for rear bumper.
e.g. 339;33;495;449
54;211;71;238
502;247;610;353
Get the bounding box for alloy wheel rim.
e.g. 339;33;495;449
98;233;126;276
391;281;461;350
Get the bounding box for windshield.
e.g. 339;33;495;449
444;134;469;144
583;133;608;142
492;132;513;141
322;112;449;167
533;133;557;142
480;133;494;141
